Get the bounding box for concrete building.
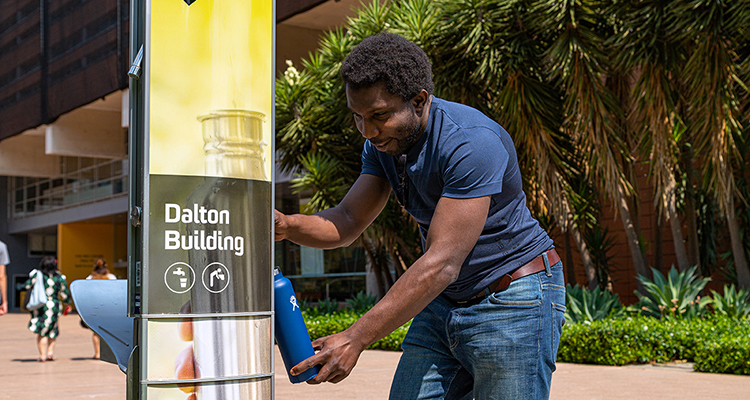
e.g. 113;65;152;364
0;0;372;312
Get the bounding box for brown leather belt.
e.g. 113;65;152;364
455;249;561;305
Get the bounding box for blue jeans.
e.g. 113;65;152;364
389;261;566;400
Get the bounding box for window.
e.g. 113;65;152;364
8;157;128;219
28;233;57;257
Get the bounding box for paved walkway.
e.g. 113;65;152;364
1;312;749;399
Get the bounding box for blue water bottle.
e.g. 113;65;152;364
274;268;320;383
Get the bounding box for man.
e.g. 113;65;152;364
275;33;565;400
0;239;10;315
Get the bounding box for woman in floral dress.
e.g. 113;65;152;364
22;256;71;362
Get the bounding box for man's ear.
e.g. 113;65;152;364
411;89;430;116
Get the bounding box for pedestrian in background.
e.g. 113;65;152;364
21;256;71;362
0;239;9;315
85;258;116;359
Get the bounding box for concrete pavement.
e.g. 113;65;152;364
1;312;749;399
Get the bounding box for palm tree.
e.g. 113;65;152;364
609;0;691;272
536;0;652;292
275;11;421;298
669;0;750;288
426;0;608;288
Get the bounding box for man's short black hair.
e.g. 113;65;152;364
341;33;434;102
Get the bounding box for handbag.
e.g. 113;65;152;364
25;269;48;311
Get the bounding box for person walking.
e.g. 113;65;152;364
0;239;9;316
21;256;72;362
85;258;116;359
275;33;565;399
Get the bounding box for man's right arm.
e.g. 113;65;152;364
275;174;391;249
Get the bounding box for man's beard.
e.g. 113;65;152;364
387;116;423;156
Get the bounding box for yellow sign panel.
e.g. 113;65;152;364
149;0;273;180
143;2;274;397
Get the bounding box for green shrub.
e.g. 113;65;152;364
633;265;711;319
565;284;624;324
299;293;750;375
303;310;411;352
370;322;410;351
346;291;378;313
558;316;685;365
558;315;750;374
694;334;750;375
301;298;341;317
710;284;750;318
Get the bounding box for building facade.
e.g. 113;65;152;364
0;0;373;312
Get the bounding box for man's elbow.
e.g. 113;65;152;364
442;264;461;285
428;259;461;288
338;232;362;248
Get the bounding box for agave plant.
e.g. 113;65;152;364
346;290;378;313
710;284;750;318
633;265;712;319
564;284;624;324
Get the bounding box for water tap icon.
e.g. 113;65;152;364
173;267;188;288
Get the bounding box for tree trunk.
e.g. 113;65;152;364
667;205;690;272
726;202;750;289
382;253;395;289
561;197;597;289
682;145;701;268
361;234;387;299
618;189;651;294
570;222;598;290
654;213;663;272
564;230;576;286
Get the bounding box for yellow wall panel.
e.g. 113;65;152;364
57;223;116;282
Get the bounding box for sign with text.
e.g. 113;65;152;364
137;0;274;398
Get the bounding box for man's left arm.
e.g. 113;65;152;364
291;194;491;384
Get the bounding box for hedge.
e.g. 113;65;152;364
304;310;410;351
557;315;750;375
304;312;750;375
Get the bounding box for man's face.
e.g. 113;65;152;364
346;83;424;156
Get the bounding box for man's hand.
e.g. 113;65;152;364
0;302;7;315
291;329;367;384
274;210;289;242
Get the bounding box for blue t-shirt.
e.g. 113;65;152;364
361;97;554;301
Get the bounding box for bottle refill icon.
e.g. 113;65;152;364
187;110;272;399
274;268;320;383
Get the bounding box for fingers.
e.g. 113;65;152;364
295;335;358;385
305;357;352;385
290;352;323;377
274;210;287;241
174;345;196;394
